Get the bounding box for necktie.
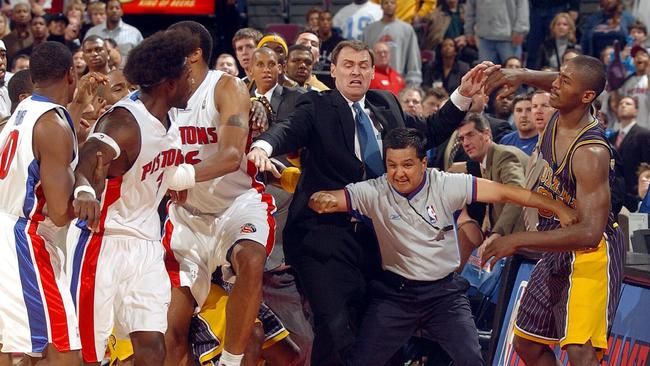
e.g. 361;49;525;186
615;130;626;149
353;102;384;178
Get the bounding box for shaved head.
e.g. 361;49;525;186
567;55;606;98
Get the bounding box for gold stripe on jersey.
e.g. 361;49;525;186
567;139;611;184
552;118;599;175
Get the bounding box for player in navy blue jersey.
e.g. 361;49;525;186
482;56;625;366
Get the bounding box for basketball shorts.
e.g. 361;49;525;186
515;233;623;350
163;190;276;309
0;214;81;354
66;222;170;363
108;283;289;365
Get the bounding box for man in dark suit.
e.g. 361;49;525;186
249;46;315;364
610;96;650;211
248;40;490;365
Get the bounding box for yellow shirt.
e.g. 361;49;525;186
371;0;437;23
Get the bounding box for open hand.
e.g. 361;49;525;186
73;72;109;107
458;61;498;98
250;100;270;132
248;147;281;178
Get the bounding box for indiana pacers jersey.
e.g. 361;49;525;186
515;111;625;350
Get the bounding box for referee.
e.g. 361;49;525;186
309;127;577;365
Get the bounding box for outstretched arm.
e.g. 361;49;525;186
484;67;557;97
474;178;577;227
481;144;612;267
308;189;348;213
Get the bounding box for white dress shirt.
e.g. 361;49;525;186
251;89;472;158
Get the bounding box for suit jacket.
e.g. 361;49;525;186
257;88;466;262
269;84;306;122
482;143;529;236
252;84;306;270
610;123;650;211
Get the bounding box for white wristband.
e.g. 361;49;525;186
166;163;196;191
218;350;243;366
74;185;96;200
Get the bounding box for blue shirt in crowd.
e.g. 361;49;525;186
499;132;539;156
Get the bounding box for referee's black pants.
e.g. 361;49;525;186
346;271;485;366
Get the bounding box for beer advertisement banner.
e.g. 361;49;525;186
120;0;215;15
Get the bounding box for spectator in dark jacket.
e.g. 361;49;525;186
422;37;469;94
536;12;580;70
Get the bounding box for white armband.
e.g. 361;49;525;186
88;132;121;159
166;163;196;191
74;185;96;200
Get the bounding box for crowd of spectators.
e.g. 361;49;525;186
1;0;649;364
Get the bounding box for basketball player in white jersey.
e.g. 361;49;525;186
66;30;196;366
161;21;278;366
0;42;82;365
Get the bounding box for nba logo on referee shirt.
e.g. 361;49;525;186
426;205;437;224
240;223;257;234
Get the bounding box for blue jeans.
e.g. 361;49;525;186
478;38;521;65
526;5;568;69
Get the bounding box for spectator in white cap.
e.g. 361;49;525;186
0;40;12;119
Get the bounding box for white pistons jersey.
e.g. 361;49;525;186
0;95;77;231
92;92;182;240
173;70;263;215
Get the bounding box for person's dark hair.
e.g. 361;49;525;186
232;28;263;49
384;128;428;160
567;55;607;98
512;93;532;109
123;30;197;92
562;47;582;61
169;21;213;64
592;98;603;111
305;7;322;22
331;40;374;66
629;20;647;35
287;44;311;57
296;29;321;47
8;69;33;112
11;54;29;69
459;113;491;133
30;41;72;84
105;38;118;49
619;95;639;109
424;86;449;100
251;47;278;64
82;34;104;48
502;56;522;68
